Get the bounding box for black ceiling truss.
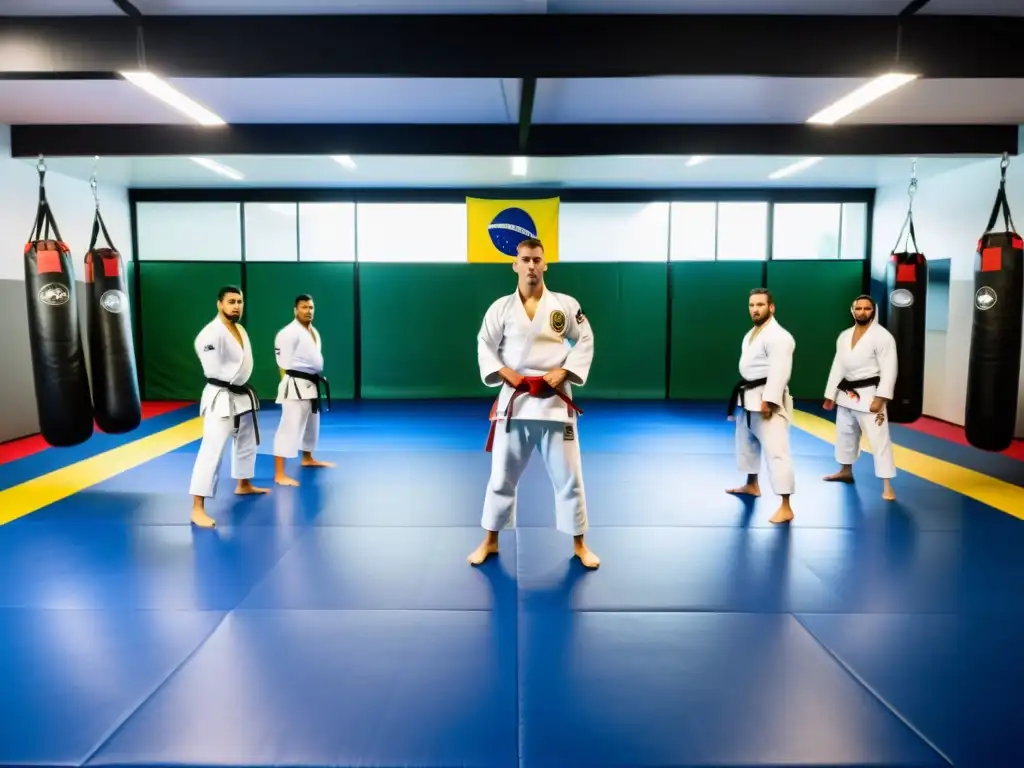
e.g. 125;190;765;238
9;122;1018;159
1;14;1023;79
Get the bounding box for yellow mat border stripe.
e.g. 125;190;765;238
0;418;204;526
791;409;1024;520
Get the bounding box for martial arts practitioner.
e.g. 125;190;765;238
726;288;798;524
822;294;898;500
469;236;600;569
272;294;334;486
188;286;268;528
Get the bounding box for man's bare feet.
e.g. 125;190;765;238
726;483;760;497
190;500;216;528
275;474;300;487
468;532;500;565
882;479;896;501
823;468;854;483
301;455;334;469
235;479;270;496
574;537;600;569
768;498;794;524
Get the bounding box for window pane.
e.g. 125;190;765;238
561;203;669;262
716;202;767;260
771;203;840;260
243;202;298;262
299;203;356;262
840;202;868;260
136;202;241;262
669;202;716;261
356;203;466;262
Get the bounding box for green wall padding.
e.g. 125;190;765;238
766;259;865;399
359;264;511;398
244;263;356;400
552;263;667;399
669;261;765;400
138;262;242;400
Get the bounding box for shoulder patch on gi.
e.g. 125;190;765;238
550;309;566;334
203;344;215;352
563;423;575;441
575;307;586;324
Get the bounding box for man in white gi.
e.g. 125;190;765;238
726;288;797;524
188;286;268;528
822;294;898;500
272;293;334;486
468;237;599;569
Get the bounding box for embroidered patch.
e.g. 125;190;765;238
575;307;586;324
563;423;575;441
550;309;566;334
203;344;215;352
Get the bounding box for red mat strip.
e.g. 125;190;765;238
901;416;1024;461
0;401;193;466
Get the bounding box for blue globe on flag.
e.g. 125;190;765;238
487;207;538;257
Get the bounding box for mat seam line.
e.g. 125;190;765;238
75;609;233;768
789;613;955;767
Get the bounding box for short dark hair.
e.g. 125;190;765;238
218;285;242;301
517;237;544;253
295;294;313;306
852;294;876;308
749;287;773;304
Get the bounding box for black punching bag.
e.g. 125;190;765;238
85;209;142;434
965;164;1023;452
884;220;928;424
23;165;94;447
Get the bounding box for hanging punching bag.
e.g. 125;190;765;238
883;201;928;424
85;207;142;434
965;160;1023;452
23;163;94;447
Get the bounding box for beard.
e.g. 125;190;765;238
854;315;873;325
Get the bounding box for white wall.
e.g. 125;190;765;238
870;148;1024;437
0;125;132;442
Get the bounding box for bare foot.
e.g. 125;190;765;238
468;539;499;566
769;504;794;524
275;475;300;487
301;458;335;468
882;480;896;501
191;507;216;528
235;480;270;496
726;483;760;497
574;541;600;569
823;471;854;483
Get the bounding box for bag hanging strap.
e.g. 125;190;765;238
28;157;64;245
892;162;919;254
983;154;1018;236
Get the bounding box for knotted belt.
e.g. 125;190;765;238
837;375;880;402
206;378;261;445
285;369;332;414
485;376;583;452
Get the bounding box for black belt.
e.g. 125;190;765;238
285;369;331;414
838;376;880;401
728;377;768;428
206;378;260;445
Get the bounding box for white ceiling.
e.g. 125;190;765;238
3;76;1024;126
21;153;986;189
1;0;1021;14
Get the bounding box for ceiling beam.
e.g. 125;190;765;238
10;123;1017;158
1;14;1023;79
518;78;537;153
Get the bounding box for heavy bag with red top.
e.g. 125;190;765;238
23;167;94;447
965;164;1023;452
85;209;141;434
884;223;928;423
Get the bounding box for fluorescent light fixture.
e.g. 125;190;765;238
806;73;918;125
686;155;711;166
189;157;244;181
120;71;226;126
511;156;528;176
331;155;357;170
768;157;823;180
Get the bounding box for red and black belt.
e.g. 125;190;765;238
484;376;583;452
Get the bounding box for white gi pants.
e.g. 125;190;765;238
735;409;795;496
834;405;897;478
482;418;588;536
188;409;258;498
273;400;320;459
